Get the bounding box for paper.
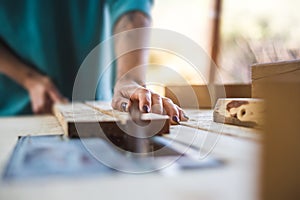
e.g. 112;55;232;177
3;135;223;180
3;135;114;180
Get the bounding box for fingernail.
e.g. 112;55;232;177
183;114;189;120
143;105;150;113
121;102;127;112
172;116;180;124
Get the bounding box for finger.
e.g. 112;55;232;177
177;106;189;121
48;87;65;103
32;96;45;114
129;87;151;113
111;95;130;112
43;94;54;114
30;94;38;114
162;97;180;125
129;100;141;122
151;93;163;114
136;88;151;113
31;101;39;114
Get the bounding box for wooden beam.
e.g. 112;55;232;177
53;102;170;139
213;98;265;128
53;102;170;153
251;59;300;98
261;82;300;200
53;102;118;138
208;0;222;67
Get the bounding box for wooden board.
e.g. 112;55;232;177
53;102;117;138
261;82;300;200
181;109;262;141
213;98;265;128
85;101;169;124
251;59;300;98
165;84;251;109
53;102;170;139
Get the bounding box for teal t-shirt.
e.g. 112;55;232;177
0;0;152;116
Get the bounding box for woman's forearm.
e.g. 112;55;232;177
0;41;66;113
0;42;40;90
113;11;151;85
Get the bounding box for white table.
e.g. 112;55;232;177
0;110;261;200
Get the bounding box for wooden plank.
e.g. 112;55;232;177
53;102;118;138
213;98;265;128
165;84;251;109
53;102;170;139
261;83;300;200
85;101;170;135
251;59;300;98
181;109;261;141
53;102;170;153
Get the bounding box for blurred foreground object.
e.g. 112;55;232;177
261;82;300;200
252;59;300;98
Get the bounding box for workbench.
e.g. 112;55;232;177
0;109;261;200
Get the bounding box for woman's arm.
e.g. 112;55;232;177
111;11;188;124
0;41;66;114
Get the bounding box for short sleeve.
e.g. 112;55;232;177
107;0;153;28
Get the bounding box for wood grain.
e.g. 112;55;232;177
165;84;251;109
261;83;300;200
53;102;118;138
213;98;265;128
181;109;262;141
251;59;300;98
85;101;169;123
53;102;170;139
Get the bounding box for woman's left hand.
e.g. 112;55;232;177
112;80;189;125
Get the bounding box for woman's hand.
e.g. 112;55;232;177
23;73;68;114
112;80;189;124
0;41;67;114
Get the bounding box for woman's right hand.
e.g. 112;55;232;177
23;72;68;114
0;41;67;114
